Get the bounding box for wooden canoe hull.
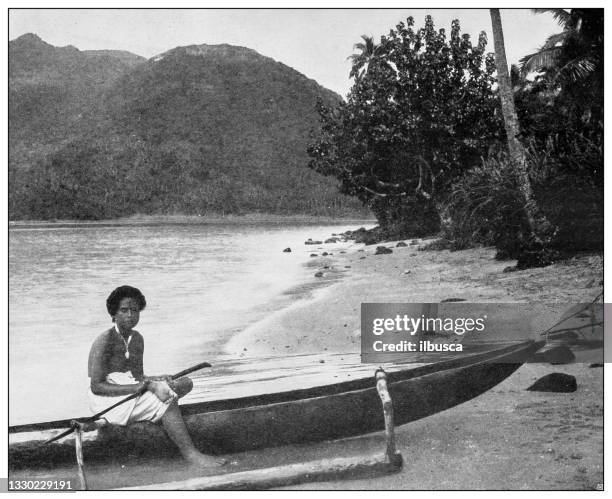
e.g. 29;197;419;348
9;340;541;468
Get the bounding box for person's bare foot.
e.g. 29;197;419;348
186;452;227;469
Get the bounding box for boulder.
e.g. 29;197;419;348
314;271;324;278
305;240;323;245
358;233;379;245
527;373;577;393
310;253;318;257
345;227;381;245
396;241;408;247
375;246;393;255
324;238;338;243
283;247;291;253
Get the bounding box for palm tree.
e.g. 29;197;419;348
348;35;379;78
489;8;542;244
519;9;603;87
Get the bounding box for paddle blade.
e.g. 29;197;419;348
172;362;211;379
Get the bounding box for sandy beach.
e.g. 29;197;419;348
9;234;604;490
223;236;603;490
226;236;603;358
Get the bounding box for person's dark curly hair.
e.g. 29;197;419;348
106;285;146;320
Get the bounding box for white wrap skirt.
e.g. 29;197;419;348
88;371;172;425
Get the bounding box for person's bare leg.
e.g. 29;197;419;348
161;400;225;467
171;377;193;398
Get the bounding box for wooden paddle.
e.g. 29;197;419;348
43;361;212;445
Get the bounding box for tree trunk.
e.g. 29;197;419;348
489;8;542;243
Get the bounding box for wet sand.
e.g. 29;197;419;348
9;237;604;490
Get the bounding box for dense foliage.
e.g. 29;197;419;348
439;155;530;254
309;10;603;258
9;36;368;220
515;9;603;252
308;16;504;238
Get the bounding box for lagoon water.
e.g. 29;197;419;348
8;221;369;424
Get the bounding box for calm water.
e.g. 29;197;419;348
9;222;367;424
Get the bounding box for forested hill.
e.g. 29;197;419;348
9;34;145;149
9;35;365;220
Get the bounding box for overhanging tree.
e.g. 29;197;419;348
308;16;504;237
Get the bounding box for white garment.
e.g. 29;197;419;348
88;371;172;425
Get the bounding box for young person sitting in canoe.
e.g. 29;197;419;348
88;285;225;468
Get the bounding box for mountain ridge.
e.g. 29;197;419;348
9;34;365;220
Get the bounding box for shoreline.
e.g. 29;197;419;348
224;233;603;359
8;213;376;229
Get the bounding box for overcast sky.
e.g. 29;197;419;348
10;8;561;98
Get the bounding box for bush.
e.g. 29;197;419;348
440;135;603;258
527;136;603;252
370;195;441;240
440;155;531;258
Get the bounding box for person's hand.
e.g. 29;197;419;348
147;380;177;403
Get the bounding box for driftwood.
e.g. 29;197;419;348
117;369;403;490
117;453;402;490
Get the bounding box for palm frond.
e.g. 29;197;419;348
540;32;568;50
519;47;563;75
531;8;571;26
348;35;379;78
353;35;375;54
554;57;596;85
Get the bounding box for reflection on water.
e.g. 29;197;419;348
9;222;366;424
